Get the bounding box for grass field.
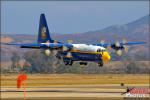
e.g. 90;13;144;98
1;74;149;86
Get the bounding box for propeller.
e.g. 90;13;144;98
64;39;74;58
113;38;129;56
114;41;122;56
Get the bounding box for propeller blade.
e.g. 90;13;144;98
45;49;51;56
116;50;122;56
122;38;127;44
44;49;58;56
67;40;73;44
115;41;120;47
124;46;129;53
122;38;129;53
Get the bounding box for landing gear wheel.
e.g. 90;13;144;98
98;61;103;67
63;59;73;66
69;60;73;66
79;62;87;66
84;62;87;65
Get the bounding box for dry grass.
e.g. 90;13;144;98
1;36;14;43
1;74;149;86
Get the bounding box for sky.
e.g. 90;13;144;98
1;1;149;34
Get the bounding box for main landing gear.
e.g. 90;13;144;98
98;61;103;67
63;58;73;66
79;62;87;65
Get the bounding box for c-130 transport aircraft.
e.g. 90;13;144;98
2;14;146;67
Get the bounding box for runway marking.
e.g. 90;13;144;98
1;85;149;99
0;90;123;94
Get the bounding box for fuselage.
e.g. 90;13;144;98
58;44;111;63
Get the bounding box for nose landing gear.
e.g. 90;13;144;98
98;61;103;67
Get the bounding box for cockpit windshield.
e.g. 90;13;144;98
97;49;106;52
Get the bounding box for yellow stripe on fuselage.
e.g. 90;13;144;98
70;50;103;54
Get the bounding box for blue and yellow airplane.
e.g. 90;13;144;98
2;14;146;67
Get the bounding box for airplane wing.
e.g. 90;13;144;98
118;42;146;46
94;41;146;56
1;42;42;49
1;42;73;50
95;42;146;47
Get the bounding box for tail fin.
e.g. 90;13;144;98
38;14;53;43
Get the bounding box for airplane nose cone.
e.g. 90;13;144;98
102;51;111;62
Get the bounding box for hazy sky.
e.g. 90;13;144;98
1;1;149;34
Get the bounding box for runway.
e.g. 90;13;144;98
1;84;149;100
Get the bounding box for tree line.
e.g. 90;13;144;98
3;50;149;74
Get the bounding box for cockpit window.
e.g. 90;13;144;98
97;49;100;52
97;49;106;52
